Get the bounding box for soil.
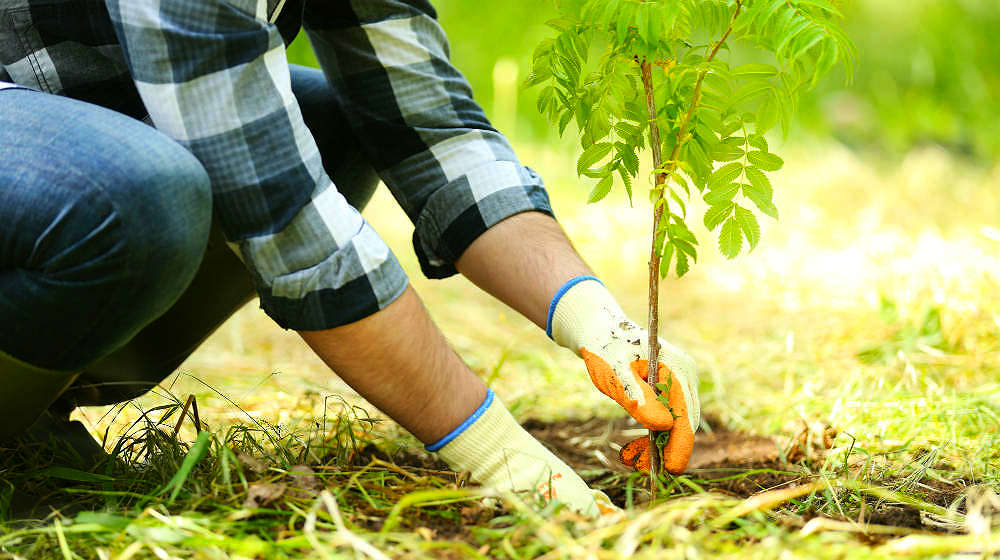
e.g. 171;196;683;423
523;415;802;505
353;416;969;540
523;414;786;473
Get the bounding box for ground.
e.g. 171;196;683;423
1;143;998;558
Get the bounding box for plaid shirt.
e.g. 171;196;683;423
0;0;552;330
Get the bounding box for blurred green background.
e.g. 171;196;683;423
288;0;1000;163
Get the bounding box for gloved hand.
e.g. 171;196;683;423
430;389;621;519
547;277;700;474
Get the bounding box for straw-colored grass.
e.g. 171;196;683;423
2;142;998;558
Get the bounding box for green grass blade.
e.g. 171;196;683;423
163;430;212;503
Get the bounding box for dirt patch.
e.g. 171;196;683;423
866;506;923;529
885;474;968;511
524;415;786;475
688;427;783;470
521;416;972;536
523;415;802;506
692;463;805;497
522;417;635;473
348;417;970;539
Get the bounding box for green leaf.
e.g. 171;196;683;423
614;121;640;140
732;79;773;105
670;188;687;218
747;151;785;171
733;63;779;79
684;140;712;185
558;110;573;136
535;85;554;115
703;202;734;231
655;427;672;448
756;94;779;134
743;168;778;219
743;185;778;220
812;40;838;88
617;167;634;205
636;2;649;42
616;1;636;39
618;144;640;176
667;222;698;245
544;17;575;32
708;162;744;191
660;242;674;279
704;182;740;206
743;167;773;196
721;114;743;137
653;220;667;258
524;69;551;89
712;141;744;162
576;142;613;176
748;134;768;152
702;72;732;99
672;172;691;196
734;205;761;250
719;217;742;259
675;248;690;277
697;107;725;132
588;174;613;203
673;238;698;261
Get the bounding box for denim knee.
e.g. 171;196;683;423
115;135;214;307
0;91;213;370
48;148;212;370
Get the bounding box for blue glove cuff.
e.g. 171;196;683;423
425;389;495;452
545;275;603;339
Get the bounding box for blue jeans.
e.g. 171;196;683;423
1;65;379;406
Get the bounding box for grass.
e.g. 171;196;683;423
1;142;999;558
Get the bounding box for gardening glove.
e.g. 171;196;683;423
430;389;622;519
547;276;699;474
618;435;671;473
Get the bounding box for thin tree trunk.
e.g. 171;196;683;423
636;1;743;494
640;61;666;489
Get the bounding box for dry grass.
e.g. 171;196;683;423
5;142;998;558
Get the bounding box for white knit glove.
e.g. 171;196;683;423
547;277;700;473
430;390;620;518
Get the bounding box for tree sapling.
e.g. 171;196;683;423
527;0;854;486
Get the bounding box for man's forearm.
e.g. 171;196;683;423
298;286;486;444
455;211;593;329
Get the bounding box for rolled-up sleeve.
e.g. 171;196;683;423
105;0;408;330
302;0;553;278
